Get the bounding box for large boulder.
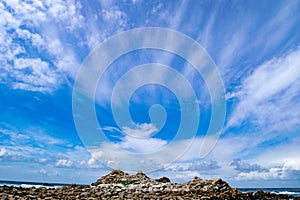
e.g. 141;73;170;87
155;176;171;183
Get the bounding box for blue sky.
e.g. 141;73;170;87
0;0;300;187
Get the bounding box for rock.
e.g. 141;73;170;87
42;183;54;187
212;178;223;184
0;170;296;199
1;195;8;200
92;169;156;186
68;183;78;188
155;176;170;183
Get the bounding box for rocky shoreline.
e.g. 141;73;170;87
0;170;298;199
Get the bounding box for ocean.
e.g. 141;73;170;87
1;180;300;197
0;180;69;189
239;188;300;197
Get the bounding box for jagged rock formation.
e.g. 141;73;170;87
92;170;155;185
0;170;297;199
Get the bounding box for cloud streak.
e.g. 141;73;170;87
226;47;300;131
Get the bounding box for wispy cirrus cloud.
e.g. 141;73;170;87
255;1;300;57
226;47;300;132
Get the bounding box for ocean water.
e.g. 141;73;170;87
0;180;69;189
239;188;300;197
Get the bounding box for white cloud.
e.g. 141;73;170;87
283;160;300;171
84;5;128;49
0;128;30;141
87;157;97;167
54;145;109;170
88;133;253;174
15;28;45;48
166;1;187;29
235;161;300;181
44;0;83;30
0;145;46;162
219;29;248;69
39;169;47;174
230;159;266;173
37;158;48;164
0;148;7;157
236;169;281;181
122;123;158;138
55;159;73;167
164;160;220;171
250;137;300;168
227;47;300;131
87;157;106;169
12;58;59;92
231;136;300;181
35;134;65;145
254;1;299;56
0;0;82;93
106;123;167;154
102;7;126;24
176;136;257;163
86;129;300;182
0;0;134;93
1;123;295;182
115;135;167;154
0;127;66;146
0;127;69;164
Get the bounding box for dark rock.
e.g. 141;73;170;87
42;183;54;187
212;178;223;185
156;176;170;183
111;169;125;175
68;183;78;188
